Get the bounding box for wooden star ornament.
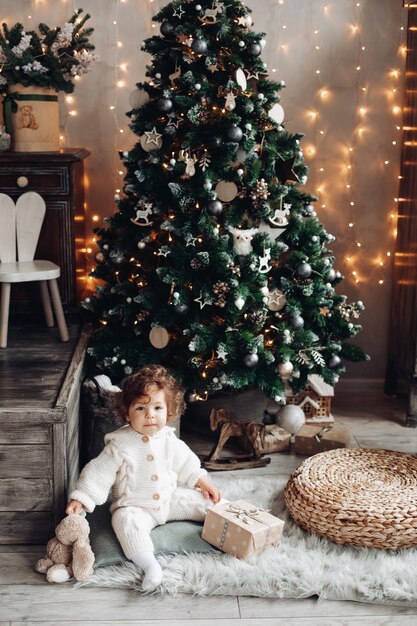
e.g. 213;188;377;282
275;155;300;185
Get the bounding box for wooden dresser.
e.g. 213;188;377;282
0;324;89;544
0;148;90;311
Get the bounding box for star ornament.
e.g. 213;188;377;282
216;347;228;361
144;127;162;146
173;4;185;19
275;155;300;185
194;292;213;309
185;233;197;247
167;114;184;130
158;246;171;257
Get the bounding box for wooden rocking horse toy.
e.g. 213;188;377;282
202;408;271;471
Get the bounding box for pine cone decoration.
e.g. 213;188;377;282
251;178;270;208
213;281;230;307
248;308;268;330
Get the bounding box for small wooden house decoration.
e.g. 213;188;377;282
286;374;334;423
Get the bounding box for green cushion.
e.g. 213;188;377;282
89;505;217;568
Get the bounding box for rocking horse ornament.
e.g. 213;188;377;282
199;2;225;24
130;201;154;226
203;408;271;470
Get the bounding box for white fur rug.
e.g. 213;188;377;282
77;474;417;603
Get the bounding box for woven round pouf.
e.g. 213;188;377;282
284;447;417;549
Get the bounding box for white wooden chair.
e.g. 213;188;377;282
0;191;69;348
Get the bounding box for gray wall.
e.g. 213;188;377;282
1;0;407;384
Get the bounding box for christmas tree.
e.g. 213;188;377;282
83;0;368;404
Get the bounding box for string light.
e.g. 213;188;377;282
16;0;408;290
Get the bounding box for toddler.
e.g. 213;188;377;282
66;364;220;590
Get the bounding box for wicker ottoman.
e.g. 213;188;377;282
284;447;417;549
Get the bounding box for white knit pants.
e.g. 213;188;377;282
111;486;212;559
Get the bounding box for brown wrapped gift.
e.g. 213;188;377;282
294;423;351;456
238;424;291;455
201;499;285;559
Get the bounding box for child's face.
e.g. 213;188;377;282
126;386;168;436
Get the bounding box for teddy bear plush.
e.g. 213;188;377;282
35;514;95;583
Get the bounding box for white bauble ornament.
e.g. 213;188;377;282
276;404;305;434
268;103;285;125
277;360;294;378
235;68;247;91
129;88;150;108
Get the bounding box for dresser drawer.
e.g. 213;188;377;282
0;166;69;195
0;444;52;478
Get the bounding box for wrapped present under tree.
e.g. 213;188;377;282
294;423;352;456
202;499;285;559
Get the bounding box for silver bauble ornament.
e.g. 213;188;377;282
290;314;304;329
192;38;208;54
208;199;223;216
296;262;312;278
156;97;173;113
328;354;341;369
327;268;337;282
243;353;259;368
160;21;175;37
247;43;262;56
227;124;243;143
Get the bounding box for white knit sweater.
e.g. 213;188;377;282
70;425;207;513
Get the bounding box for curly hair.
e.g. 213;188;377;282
119;364;185;423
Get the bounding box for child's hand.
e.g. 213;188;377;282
195;478;221;504
66;499;85;515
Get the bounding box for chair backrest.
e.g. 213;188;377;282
0;194;16;263
0;192;46;263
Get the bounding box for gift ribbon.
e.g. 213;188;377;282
268;429;287;442
226;503;265;525
314;425;334;443
2;91;58;133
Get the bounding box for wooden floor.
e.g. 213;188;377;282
1;322;417;623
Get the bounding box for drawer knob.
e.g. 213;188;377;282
17;176;29;188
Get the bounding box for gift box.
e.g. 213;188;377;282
294;423;351;456
201;499;285;559
238;424;291;455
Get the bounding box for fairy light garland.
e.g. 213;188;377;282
7;0;408;291
266;0;406;289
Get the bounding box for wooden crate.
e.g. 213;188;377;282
0;324;89;544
